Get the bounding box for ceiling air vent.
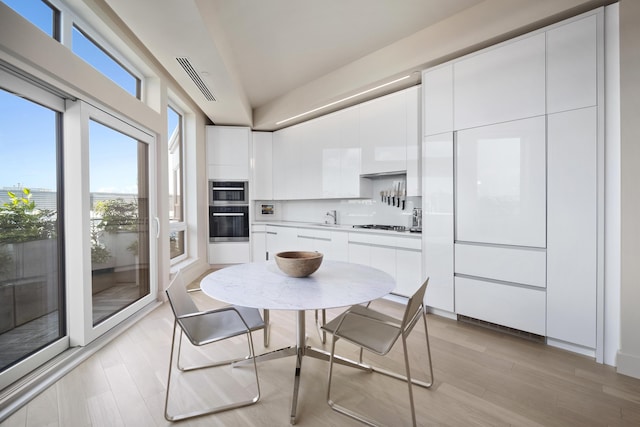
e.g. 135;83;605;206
176;57;216;101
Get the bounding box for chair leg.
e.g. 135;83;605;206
326;335;379;426
401;335;417;427
263;309;270;347
325;311;434;426
164;322;261;422
315;309;326;343
422;311;434;388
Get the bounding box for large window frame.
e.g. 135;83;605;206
2;0;144;99
0;66;68;391
168;103;187;264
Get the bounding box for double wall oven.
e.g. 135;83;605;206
209;180;250;242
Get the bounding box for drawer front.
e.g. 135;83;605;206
348;232;421;250
455;277;546;335
455;244;546;288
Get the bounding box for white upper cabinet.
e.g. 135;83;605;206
251;131;273;200
422;65;453;136
272;125;301;200
359;89;408;175
546;15;598;114
206;126;250;180
272;105;371;200
405;85;421;197
455;116;546;248
333;107;371;198
454;33;546;130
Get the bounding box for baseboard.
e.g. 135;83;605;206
616;350;640;379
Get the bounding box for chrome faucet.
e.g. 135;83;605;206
325;210;337;225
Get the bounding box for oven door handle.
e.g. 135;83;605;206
212;212;245;217
212;187;244;191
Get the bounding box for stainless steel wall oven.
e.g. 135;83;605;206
209;180;248;204
209;180;250;242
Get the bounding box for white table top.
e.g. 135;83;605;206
200;260;395;311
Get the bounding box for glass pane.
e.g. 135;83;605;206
0;88;64;372
72;26;139;98
167;107;183;222
168;106;185;260
169;230;185;259
2;0;57;38
89;120;149;325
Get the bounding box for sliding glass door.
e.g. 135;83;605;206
89;120;150;325
0;76;67;388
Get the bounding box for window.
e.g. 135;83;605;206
72;26;140;98
2;0;142;99
0;82;65;385
1;0;59;39
168;106;186;261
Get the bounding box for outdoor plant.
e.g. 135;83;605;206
0;188;56;279
92;198;139;263
0;188;56;244
93;199;139;232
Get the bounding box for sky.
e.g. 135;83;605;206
0;0;154;195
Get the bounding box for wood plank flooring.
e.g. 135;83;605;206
3;286;640;426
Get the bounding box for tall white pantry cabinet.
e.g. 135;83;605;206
421;9;603;358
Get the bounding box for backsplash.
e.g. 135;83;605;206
253;177;421;227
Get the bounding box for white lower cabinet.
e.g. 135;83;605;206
395;249;423;297
251;225;267;262
208;242;251;265
265;225;298;259
264;225;350;263
455;277;546;335
348;233;423;297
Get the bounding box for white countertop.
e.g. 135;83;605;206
252;220;421;237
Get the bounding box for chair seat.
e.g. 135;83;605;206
180;306;265;346
322;304;402;355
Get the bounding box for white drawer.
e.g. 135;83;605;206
296;228;331;240
455;244;546;288
348;233;421;250
455;277;546;335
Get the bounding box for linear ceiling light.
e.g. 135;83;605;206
275;74;412;125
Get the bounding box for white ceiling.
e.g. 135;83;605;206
102;0;606;130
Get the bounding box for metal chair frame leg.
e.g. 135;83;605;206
263;308;270;347
164;320;261;422
315;309;327;343
326;311;434;427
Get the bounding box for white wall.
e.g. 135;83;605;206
618;0;640;379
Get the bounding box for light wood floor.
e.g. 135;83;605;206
3;288;640;426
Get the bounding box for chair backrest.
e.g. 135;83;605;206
400;278;429;330
165;271;199;319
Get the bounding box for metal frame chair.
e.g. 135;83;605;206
188;283;270;347
164;271;265;421
321;279;434;426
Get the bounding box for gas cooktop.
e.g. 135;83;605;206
352;224;407;232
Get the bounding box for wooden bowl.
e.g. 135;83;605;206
274;251;323;277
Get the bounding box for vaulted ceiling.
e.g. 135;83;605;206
102;0;608;130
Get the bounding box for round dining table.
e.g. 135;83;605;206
200;260;395;425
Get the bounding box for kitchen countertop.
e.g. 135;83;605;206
252;220;421;237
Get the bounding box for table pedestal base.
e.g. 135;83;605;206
233;310;372;424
